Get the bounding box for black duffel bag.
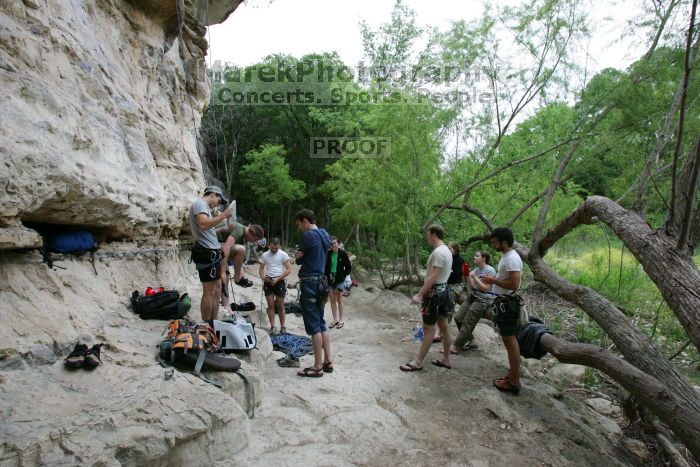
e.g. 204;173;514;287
130;290;191;320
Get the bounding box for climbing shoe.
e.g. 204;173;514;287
235;277;254;288
64;343;88;369
84;343;104;369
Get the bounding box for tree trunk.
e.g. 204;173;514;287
537;196;700;354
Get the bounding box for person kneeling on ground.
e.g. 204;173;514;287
189;186;233;321
448;250;496;354
259;237;292;334
400;224;454;372
326;236;352;329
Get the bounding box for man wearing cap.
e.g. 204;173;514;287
189;186;233;320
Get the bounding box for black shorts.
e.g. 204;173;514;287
263;279;287;298
420;284;453;326
191;243;223;283
492;295;521;336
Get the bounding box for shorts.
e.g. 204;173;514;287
263;279;287;298
333;281;348;291
299;278;327;335
420;284;454;326
492;295;522;336
191;243;223;283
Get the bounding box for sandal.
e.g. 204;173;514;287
399;362;423;372
329;321;339;328
494;377;521;395
269;326;277;335
336;321;344;329
279;327;288;334
297;367;323;377
431;359;452;369
432;336;443;343
323;362;334;373
439;347;459;355
462;343;479;351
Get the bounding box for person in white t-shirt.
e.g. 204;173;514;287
258;238;292;334
482;227;523;394
400;224;454;372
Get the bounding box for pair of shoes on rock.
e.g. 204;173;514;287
235;277;254;288
65;343;103;370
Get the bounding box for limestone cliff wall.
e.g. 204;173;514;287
0;2;277;465
0;0;240;246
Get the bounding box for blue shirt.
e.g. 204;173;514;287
296;228;332;277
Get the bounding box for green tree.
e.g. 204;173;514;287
238;144;306;244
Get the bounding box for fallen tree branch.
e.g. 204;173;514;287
539;333;700;460
536;196;700;353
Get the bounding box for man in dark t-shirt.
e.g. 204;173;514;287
294;208;333;378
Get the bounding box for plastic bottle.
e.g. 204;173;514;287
413;325;424;342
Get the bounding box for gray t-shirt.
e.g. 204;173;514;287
189;198;219;249
427;243;453;285
472;264;497;302
494;249;523;295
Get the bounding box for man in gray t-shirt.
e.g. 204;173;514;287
400;224;454;372
189;186;232;320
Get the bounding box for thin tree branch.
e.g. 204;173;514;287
423;138;574;228
532;142;580;245
438;204;495;231
668;0;698;230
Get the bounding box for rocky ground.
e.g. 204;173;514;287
0;248;651;466
235;271;645;467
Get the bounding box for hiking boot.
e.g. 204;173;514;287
64;343;88;369
277;356;300;367
84;343;104;369
235;277;254;288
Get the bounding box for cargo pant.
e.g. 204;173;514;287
453;297;493;349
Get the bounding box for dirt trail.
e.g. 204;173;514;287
236;277;636;466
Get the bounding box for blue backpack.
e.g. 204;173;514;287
41;230;98;270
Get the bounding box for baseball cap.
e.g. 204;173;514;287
203;185;229;205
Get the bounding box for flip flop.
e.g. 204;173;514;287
336;321;344;329
432;336;443;343
439;348;459;355
431;359;452;369
494;377;521;395
399;362;423;372
462;343;479;351
329;321;339;328
323;361;334;373
297;367;323;377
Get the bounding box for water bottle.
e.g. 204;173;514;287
413;325;424;342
